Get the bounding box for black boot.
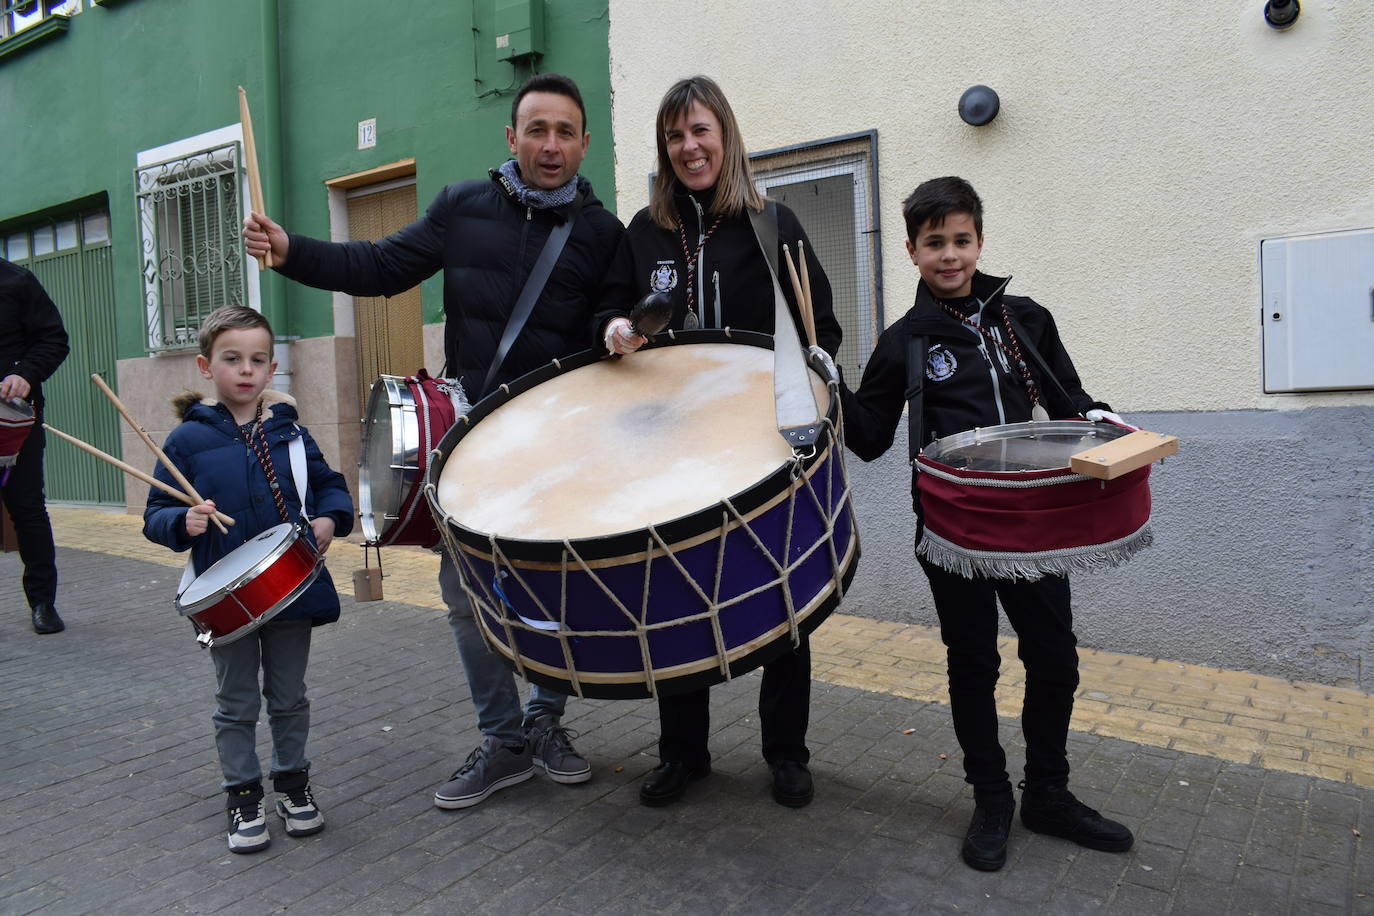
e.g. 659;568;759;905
961;792;1015;871
639;761;710;807
1019;782;1133;852
769;761;814;808
31;603;64;634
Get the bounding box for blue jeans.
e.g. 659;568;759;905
439;552;566;744
209;618;312;789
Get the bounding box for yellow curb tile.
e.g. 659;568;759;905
1230;715;1309;737
1189;721;1265;742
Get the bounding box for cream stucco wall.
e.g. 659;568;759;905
607;0;1374;412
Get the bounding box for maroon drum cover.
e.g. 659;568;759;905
916;420;1153;581
0;397;35;467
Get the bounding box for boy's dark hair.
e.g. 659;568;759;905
198;305;273;358
510;73;588;134
902;176;984;241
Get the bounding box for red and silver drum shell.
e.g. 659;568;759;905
915;420;1153;581
176;523;323;648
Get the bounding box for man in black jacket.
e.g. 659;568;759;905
244;74;624;809
0;259;71;634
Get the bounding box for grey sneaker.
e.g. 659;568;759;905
227;800;271;854
525;714;591;784
275;785;325;837
433;735;534;809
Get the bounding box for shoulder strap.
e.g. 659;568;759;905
480;197;581;399
288;426;309;521
905;331;927;464
751;200;781;279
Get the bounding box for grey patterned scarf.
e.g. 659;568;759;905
497;159;578;209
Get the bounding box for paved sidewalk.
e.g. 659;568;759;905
1;508;1370;914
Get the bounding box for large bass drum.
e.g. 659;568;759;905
425;330;859;699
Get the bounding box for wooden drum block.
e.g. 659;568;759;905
1071;430;1179;480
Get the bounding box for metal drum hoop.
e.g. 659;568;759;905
358;375;421;545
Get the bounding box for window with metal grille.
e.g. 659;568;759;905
751;132;882;378
135;142;245;351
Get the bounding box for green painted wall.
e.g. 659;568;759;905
275;0;615;326
0;0;614;357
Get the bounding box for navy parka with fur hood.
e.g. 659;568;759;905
142;390;354;625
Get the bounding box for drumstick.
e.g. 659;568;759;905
238;86;273;270
43;423;235;527
91;374;228;535
795;239;818;349
781;244;817;349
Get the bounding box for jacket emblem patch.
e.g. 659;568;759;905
926;345;958;382
649;262;678;292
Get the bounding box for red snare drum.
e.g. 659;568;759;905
359;371;467;548
176;522;323;648
0;397;35;467
916;420;1154;581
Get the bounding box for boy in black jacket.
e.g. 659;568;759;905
840;177;1133;871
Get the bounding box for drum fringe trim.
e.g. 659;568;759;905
917;524;1153;582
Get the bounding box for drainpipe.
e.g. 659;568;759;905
258;0;289;391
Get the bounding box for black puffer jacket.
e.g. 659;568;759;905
279;169;624;397
599;184;842;356
842;271;1108;462
0;259;69;410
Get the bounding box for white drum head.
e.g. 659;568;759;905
437;343;830;541
181;522;297;603
0;397;34;422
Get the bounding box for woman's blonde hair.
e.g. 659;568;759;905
649;76;765;230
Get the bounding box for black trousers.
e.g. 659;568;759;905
920;560;1079;796
656;636;811;767
2;423;57;609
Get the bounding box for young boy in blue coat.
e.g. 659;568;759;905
144;305;354;854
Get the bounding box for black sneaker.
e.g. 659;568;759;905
962;795;1015;871
225;785;271;854
275;784;325;837
1019;783;1133;852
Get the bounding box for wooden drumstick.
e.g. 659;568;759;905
781;244;817;349
43;423;235;527
795;238;818;349
237;86;273;269
91;373;228;535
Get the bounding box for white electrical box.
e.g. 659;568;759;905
1261;227;1374;393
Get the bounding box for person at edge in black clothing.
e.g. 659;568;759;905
837;176;1135;871
243;74;625;811
597;75;842;810
0;258;70;635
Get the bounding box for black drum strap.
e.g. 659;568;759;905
906;332;927;537
480;196;581;399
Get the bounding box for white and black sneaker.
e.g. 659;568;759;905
227;799;271;854
275;785;325;837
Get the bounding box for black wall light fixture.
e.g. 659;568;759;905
958;85;1000;126
1264;0;1300;29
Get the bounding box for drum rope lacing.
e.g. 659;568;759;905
440;403;855;697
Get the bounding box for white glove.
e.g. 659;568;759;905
604;317;646;355
1085;408;1138;431
807;345;838;382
